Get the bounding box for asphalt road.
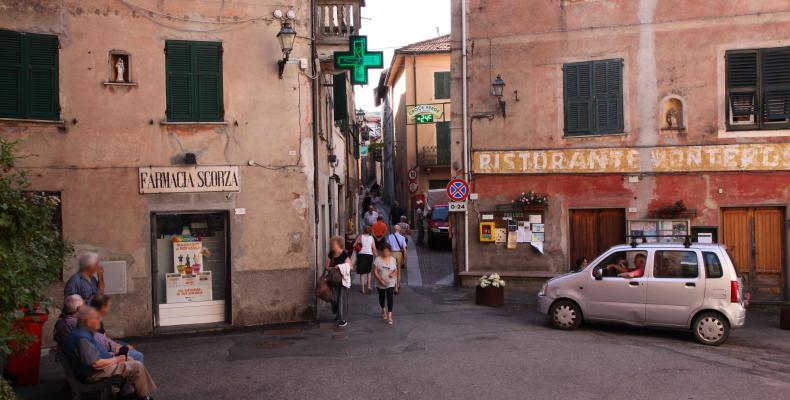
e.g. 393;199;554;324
19;286;790;400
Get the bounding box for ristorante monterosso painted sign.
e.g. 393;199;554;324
473;143;790;174
138;166;240;194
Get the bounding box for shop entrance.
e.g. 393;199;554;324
721;207;785;301
151;212;230;328
569;209;626;269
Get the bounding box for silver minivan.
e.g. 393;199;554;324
538;243;746;345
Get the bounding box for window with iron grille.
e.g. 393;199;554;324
563;59;623;136
726;47;790;130
0;30;59;120
165;40;223;122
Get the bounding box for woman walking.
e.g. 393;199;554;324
353;225;377;293
326;236;352;327
373;244;399;325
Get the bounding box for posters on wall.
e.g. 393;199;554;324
166;271;213;303
173;240;204;274
495;228;507;244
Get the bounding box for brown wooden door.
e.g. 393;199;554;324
570;209;626;269
721;207;785;300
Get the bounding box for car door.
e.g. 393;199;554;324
586;250;648;323
645;249;705;326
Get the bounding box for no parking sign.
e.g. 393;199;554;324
446;178;470;202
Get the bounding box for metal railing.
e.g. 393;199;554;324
420;145;450;166
316;1;361;44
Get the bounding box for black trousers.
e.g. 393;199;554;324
378;287;394;312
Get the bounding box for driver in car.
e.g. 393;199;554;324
605;253;646;278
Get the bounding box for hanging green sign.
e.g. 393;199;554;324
333;36;383;85
415;114;434;124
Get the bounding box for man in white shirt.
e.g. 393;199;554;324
386;225;408;292
363;206;379;227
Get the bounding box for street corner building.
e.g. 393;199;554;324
0;0;366;343
450;0;790;301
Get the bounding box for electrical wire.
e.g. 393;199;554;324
117;0;278;25
251;71;304;171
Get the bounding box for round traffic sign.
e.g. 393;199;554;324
408;168;418;181
408;181;419;193
446;178;469;202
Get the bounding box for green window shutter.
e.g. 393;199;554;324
434;72;451;99
0;30;23;118
563;62;593;135
166;41;194;121
592;59;623;134
761;48;790;121
333;73;348;122
26;33;59;120
726;51;758;122
195;42;223;121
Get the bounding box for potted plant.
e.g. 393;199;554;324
781;303;790;331
513;191;549;209
475;273;506;307
1;138;72;386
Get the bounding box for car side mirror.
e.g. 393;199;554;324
593;268;603;281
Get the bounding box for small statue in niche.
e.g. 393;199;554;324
666;108;679;129
115;57;125;82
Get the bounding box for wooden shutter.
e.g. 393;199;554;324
563;62;592;135
434;71;450;99
726;51;758;121
26;33;59;120
753;207;783;274
195;42;223;121
0;30;23;118
166;41;194;121
333;73;348;122
761;48;790;121
721;208;751;274
593;60;623;134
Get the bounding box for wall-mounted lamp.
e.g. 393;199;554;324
277;21;297;79
355;108;366;123
491;74;506;118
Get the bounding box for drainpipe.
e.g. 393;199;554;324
310;0;321;318
412;53;418;189
461;0;470;273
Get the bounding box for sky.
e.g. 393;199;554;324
355;0;451;111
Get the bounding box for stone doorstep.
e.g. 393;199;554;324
458;271;561;295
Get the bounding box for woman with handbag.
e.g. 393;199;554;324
353;225;377;294
326;236;353;327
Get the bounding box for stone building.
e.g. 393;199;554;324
451;0;790;301
380;35;452;223
0;0;365;344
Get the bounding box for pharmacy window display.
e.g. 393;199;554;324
152;212;229;327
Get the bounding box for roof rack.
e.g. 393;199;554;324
626;234;692;248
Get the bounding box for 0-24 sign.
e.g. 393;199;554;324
448;201;467;212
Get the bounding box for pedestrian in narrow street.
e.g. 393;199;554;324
326;236;352;327
372;216;388;251
415;201;425;246
363;205;379;227
353;225;377;294
373;244;398;325
389;200;404;227
386;225;408;293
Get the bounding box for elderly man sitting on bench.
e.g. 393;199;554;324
63;307;157;400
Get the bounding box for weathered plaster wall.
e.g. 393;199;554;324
0;0;321;343
451;0;790;277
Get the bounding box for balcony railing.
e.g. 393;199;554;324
316;1;361;44
420;146;450;166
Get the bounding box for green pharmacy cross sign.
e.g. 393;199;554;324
334;36;383;85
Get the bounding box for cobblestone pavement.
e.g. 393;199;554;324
416;242;454;286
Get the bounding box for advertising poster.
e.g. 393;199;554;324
173;240;204;274
166;271;213;303
495;228;507;244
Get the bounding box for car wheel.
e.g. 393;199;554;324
692;312;730;346
549;300;582;330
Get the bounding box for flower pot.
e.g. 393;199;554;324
781;307;790;331
475;286;504;307
5;312;48;386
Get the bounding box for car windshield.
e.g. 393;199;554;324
432;206;449;221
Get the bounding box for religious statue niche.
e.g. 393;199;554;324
661;96;685;132
108;50;131;83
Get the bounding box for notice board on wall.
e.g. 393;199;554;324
479;205;547;251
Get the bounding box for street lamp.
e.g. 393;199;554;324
277;21;297;79
491;74;506;118
355;108;366;123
